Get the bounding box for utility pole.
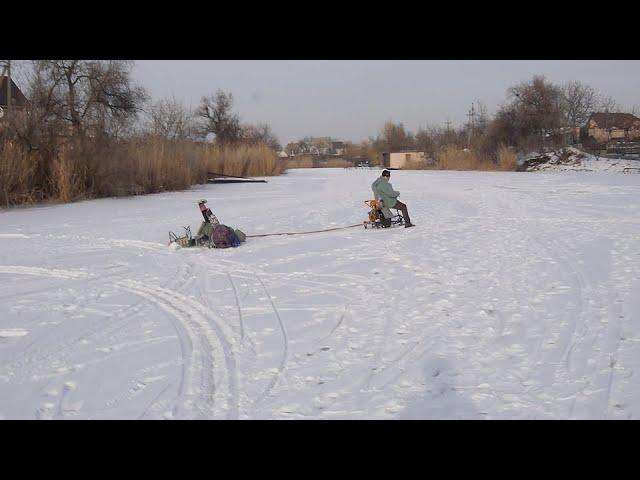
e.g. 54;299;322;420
445;119;452;145
7;60;11;113
1;60;11;115
466;103;475;148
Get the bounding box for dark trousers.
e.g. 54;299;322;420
393;200;412;225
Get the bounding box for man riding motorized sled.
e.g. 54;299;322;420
169;200;247;248
371;170;415;228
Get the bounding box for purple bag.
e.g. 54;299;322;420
211;224;240;248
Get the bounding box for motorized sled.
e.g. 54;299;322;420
363;199;404;229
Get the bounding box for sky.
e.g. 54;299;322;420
130;61;639;146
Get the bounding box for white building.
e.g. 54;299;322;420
382;151;428;169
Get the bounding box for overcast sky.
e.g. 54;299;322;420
131;60;640;146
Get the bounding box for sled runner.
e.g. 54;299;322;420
363;199;404;229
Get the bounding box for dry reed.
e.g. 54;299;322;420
0;134;283;206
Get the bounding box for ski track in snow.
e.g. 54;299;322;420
1;168;639;419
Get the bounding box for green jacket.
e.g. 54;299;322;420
371;176;399;218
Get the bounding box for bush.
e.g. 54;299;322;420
0;139;39;206
435;146;496;171
496;145;518;171
0;133;283;206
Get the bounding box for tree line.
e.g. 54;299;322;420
2;64;637;206
285;75;633;168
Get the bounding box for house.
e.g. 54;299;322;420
381;150;429;169
330;141;345;156
285;138;347;157
584;112;640;143
0;76;28;111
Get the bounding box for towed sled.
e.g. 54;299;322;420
169;200;246;249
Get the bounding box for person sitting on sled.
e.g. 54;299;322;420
196;200;246;248
371;170;415;228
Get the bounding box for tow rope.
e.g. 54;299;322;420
246;223;362;238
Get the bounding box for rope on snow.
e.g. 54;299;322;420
246;223;362;238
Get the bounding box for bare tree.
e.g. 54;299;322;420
598;95;619;112
241;123;280;150
146;96;193;139
561;81;599;129
502;75;566;150
26;60;147;138
473;100;490;135
415;125;439;156
376;121;414;151
196;89;241;144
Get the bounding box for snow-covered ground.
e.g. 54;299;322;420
1;167;639;419
522;147;640;173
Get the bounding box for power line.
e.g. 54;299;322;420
467;102;475;147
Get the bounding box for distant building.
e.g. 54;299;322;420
285;138;346;157
585;112;640;143
331;141;345;156
0;76;28;110
381;151;428;169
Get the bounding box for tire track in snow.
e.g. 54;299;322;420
115;280;213;418
316;304;349;344
115;280;240;419
530;228;621;418
538;235;609;418
227;273;246;344
0;265;89;279
358;300;398;407
225;272;258;356
0;263;199;418
0;263;185;361
86;263;195;419
550;238;588;370
251;275;289;411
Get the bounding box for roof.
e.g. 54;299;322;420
587;112;640;129
0;76;28;108
386;150;426;155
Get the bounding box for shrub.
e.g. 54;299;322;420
0;133;283;206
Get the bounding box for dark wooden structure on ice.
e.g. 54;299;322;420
207;172;268;184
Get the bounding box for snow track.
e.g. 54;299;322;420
115;279;240;419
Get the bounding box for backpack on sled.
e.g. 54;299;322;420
211;224;241;248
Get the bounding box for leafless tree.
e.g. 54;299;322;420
500;75;565;150
25;60;147;138
415;126;437;156
146;96;194;139
196;89;241;144
598;95;619;113
241;123;280;150
510;76;564;127
561;81;599;129
376;121;415;151
473;100;490;135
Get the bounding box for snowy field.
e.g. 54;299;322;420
1;167;639;419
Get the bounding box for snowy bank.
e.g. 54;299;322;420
520;147;640;173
